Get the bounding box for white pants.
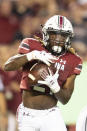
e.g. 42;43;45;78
16;103;67;131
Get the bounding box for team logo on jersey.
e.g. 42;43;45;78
55;59;66;71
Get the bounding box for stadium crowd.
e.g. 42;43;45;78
0;0;87;131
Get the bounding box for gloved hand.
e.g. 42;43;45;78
38;68;60;93
26;50;57;66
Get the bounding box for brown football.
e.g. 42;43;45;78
28;62;56;87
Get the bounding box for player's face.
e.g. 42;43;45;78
47;32;69;54
48;32;68;47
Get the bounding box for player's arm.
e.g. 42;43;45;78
38;69;76;104
4;51;57;71
54;74;76;104
55;58;82;104
4;54;28;71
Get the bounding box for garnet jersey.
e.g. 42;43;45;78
18;38;82;94
18;38;47;54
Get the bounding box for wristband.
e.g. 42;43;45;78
26;52;34;61
50;83;60;93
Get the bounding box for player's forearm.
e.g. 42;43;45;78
4;51;56;71
4;54;28;71
54;88;73;104
54;75;76;104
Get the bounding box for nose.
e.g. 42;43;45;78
55;35;64;41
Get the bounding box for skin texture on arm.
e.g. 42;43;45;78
54;74;76;104
4;51;57;71
4;54;28;71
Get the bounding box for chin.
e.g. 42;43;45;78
52;49;66;56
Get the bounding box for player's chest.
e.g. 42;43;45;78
54;57;73;81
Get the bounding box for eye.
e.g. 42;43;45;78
61;32;69;37
49;34;55;38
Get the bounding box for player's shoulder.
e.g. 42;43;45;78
22;37;40;44
72;53;82;64
21;37;42;48
18;37;45;54
66;52;82;63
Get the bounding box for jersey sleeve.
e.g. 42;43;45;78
18;38;30;54
73;58;82;75
18;38;46;54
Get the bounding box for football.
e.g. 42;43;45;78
28;62;56;87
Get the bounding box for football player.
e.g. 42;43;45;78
4;15;82;131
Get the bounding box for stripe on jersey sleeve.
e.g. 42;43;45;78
74;64;82;74
19;42;30;51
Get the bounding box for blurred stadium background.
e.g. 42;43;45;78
0;0;87;131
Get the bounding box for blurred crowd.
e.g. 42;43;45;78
0;0;87;131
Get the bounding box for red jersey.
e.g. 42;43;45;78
18;38;47;54
18;38;82;93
